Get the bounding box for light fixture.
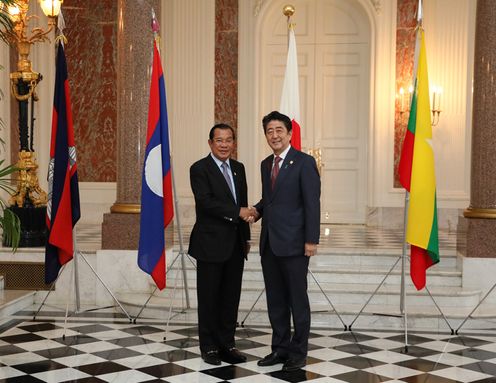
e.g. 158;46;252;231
5;0;62;246
39;0;63;19
431;85;442;126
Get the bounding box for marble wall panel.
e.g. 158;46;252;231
63;0;117;182
393;0;418;187
215;0;238;157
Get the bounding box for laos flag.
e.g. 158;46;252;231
138;40;174;290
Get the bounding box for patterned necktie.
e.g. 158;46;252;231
221;162;235;199
271;156;282;190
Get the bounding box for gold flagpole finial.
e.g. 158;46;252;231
283;5;295;30
283;4;295;18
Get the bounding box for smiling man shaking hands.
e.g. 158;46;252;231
253;111;321;372
188;123;253;366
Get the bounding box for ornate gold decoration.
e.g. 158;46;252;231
110;203;141;214
308;147;323;175
463;207;496;219
6;0;62;207
9;151;48;207
7;1;59;76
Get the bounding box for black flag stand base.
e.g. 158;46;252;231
34;241;132;329
239;267;347;331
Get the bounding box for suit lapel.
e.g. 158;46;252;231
206;155;236;204
271;147;297;198
231;161;242;206
262;156;273;197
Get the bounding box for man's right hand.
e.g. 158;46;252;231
239;207;259;223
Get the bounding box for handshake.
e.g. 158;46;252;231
239;206;259;223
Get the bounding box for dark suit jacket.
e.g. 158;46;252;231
255;147;320;257
188;154;250;262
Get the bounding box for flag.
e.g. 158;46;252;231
279;26;302;150
45;42;81;284
398;29;439;290
137;40;174;290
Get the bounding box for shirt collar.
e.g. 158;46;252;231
210;153;231;169
275;145;291;162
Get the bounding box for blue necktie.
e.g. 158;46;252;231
221;162;235;199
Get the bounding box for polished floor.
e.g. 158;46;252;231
0;225;468;381
1;309;496;382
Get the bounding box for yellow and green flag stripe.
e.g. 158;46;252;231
398;30;439;290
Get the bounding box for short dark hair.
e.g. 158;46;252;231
262;111;292;133
209;123;235;140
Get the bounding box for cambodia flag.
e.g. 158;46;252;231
137;40;174;290
45;43;81;284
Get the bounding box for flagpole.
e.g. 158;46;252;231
243;5;346;329
134;9;196;324
401;192;410;351
152;11;191;309
73;233;81;311
283;4;295;45
37;16;131;321
399;0;423;352
170;165;191;309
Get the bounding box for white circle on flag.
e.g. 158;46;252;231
145;145;163;197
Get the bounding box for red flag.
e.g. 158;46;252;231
45;43;81;284
280;26;302;150
137;40;174;290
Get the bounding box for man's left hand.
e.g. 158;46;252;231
305;243;317;257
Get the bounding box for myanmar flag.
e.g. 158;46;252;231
398;29;439;291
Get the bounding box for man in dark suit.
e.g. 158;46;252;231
254;111;321;372
189;123;253;366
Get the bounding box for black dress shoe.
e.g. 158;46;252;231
220;347;247;363
282;357;306;371
201;350;221;365
257;351;288;366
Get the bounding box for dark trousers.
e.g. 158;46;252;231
196;241;244;353
261;241;310;358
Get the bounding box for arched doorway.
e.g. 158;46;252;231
259;0;372;223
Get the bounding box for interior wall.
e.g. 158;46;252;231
239;0;475;228
1;0;477;228
239;0;398;211
161;0;216;224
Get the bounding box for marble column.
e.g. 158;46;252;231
102;0;161;249
458;0;496;257
393;0;417;187
215;0;238;157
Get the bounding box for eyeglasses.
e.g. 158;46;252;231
213;138;234;145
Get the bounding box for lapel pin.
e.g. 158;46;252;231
290;160;294;165
234;172;237;176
